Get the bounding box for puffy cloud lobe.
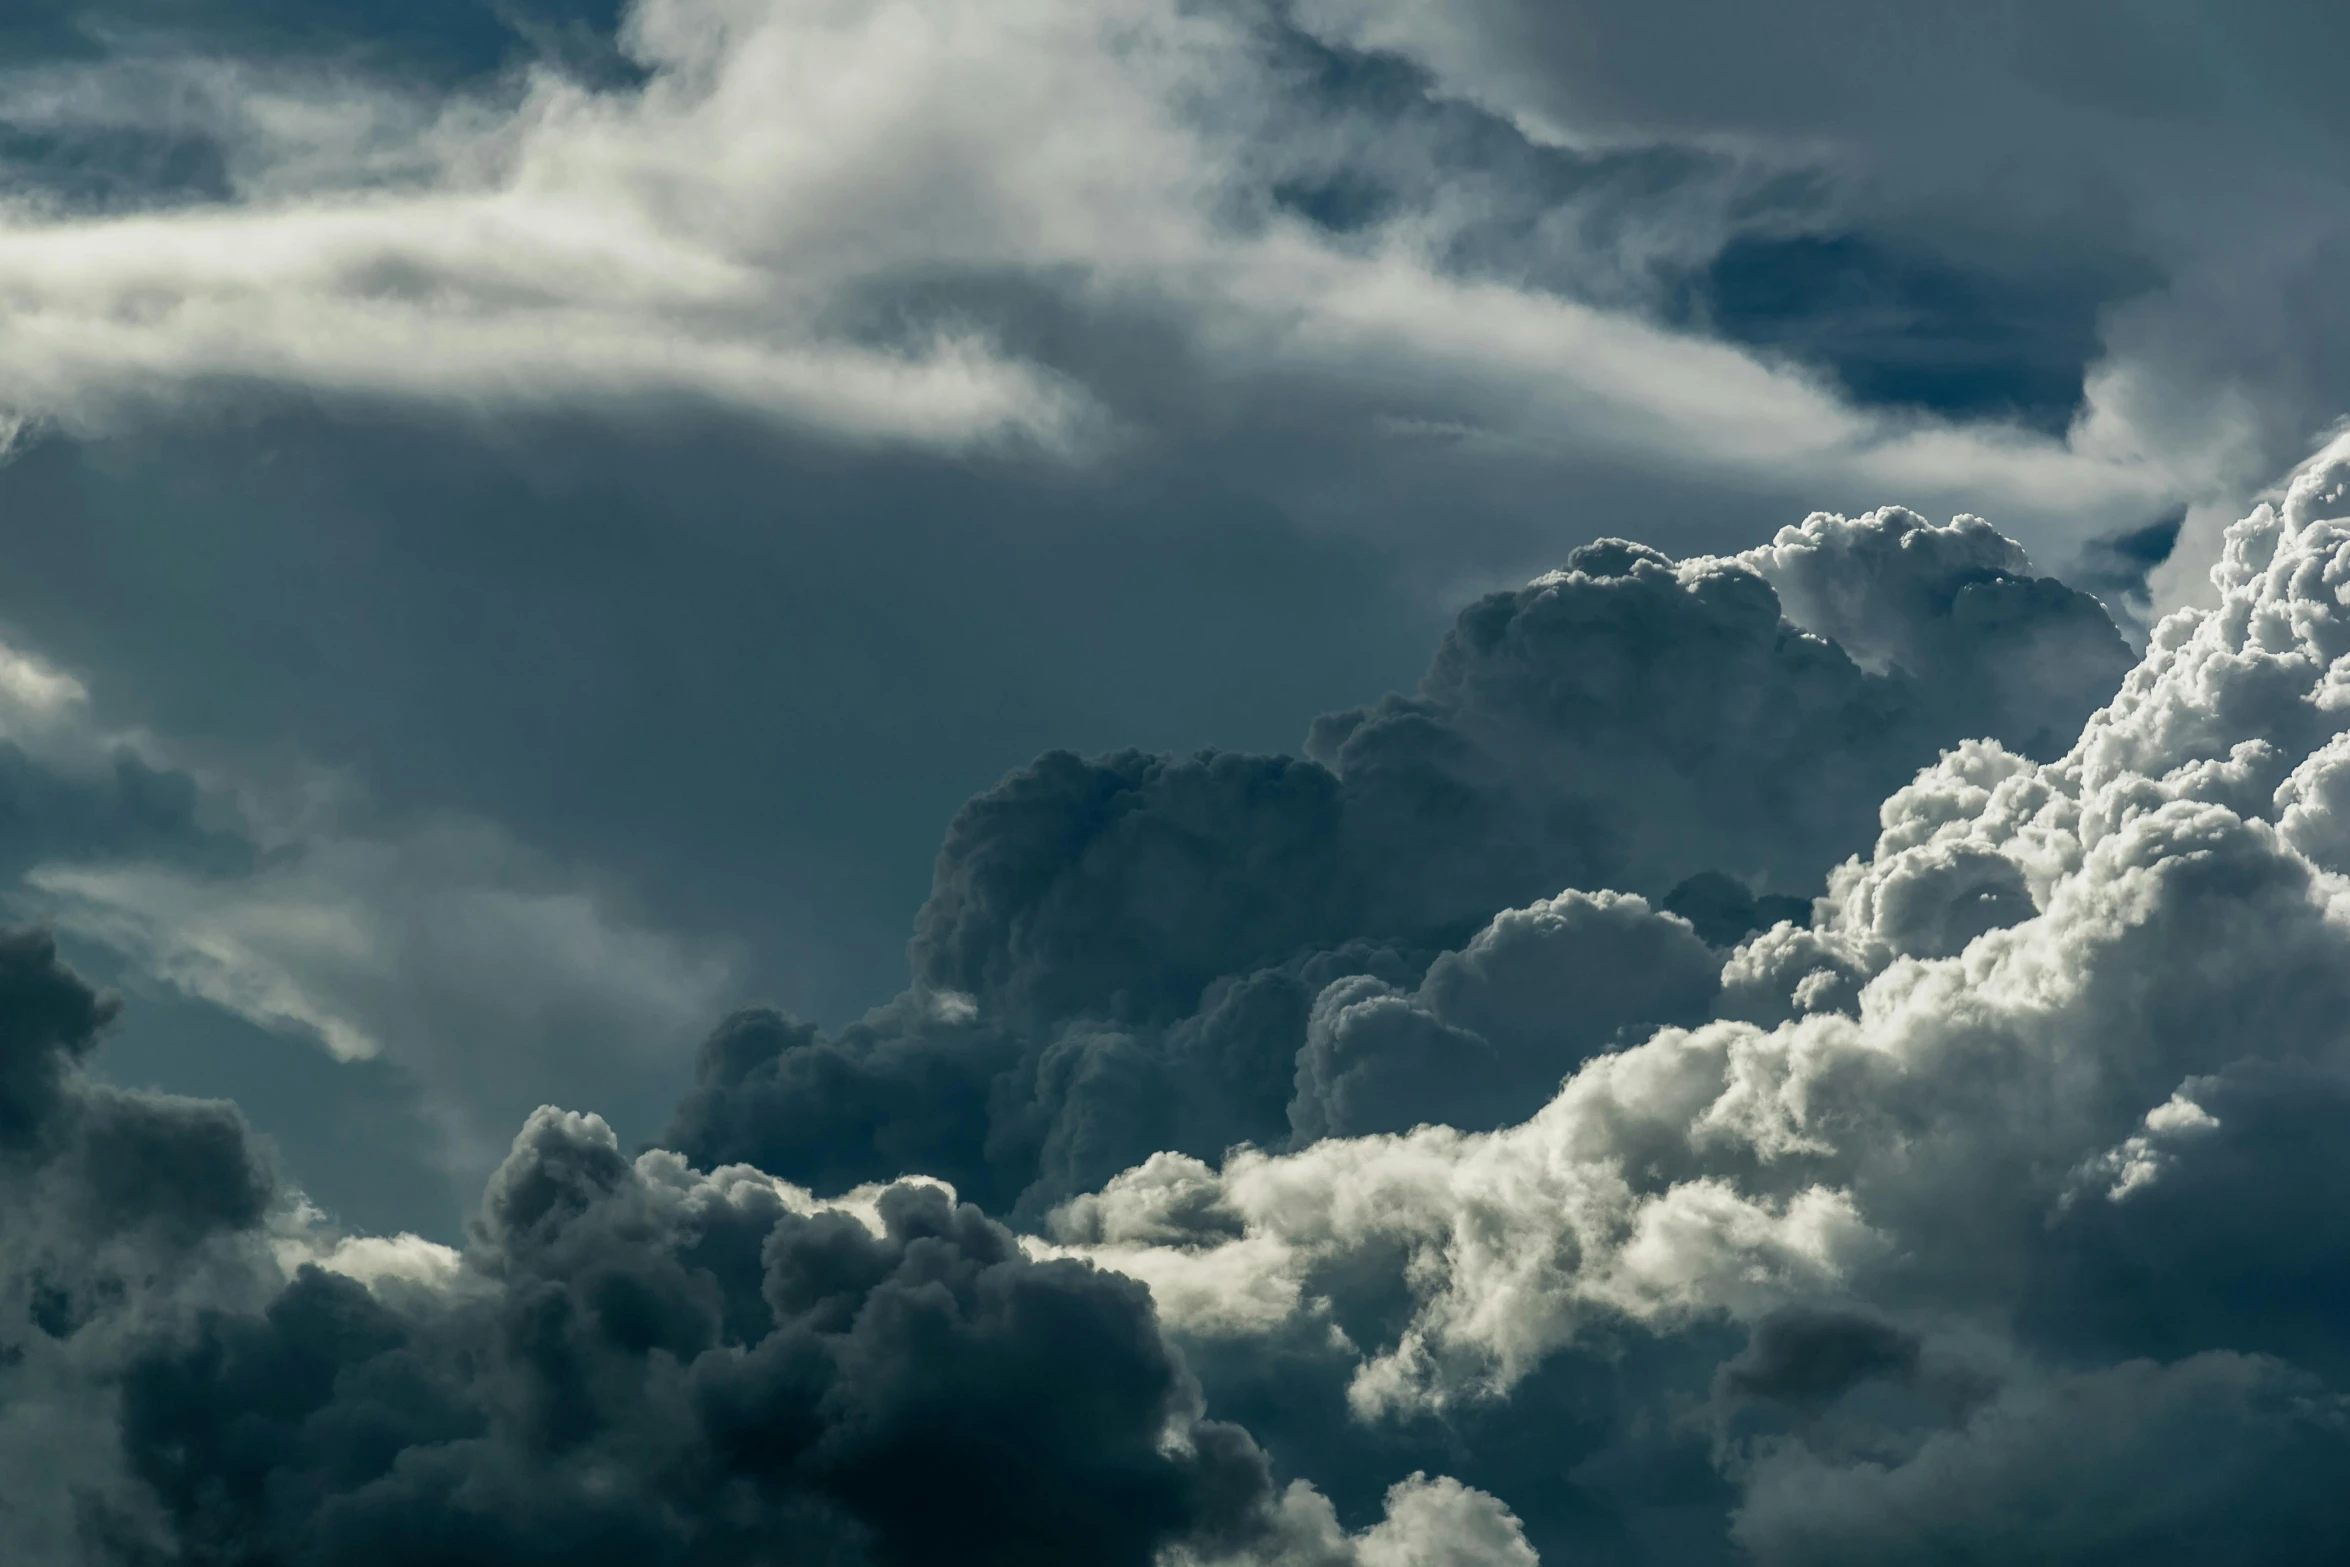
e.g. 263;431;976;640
664;940;1431;1220
927;509;2120;1024
0;930;280;1564
0;943;1529;1567
122;1117;1279;1567
1740;506;2139;759
912;748;1357;1029
1045;434;2350;1555
670;507;2125;1216
0;932;273;1245
1289;891;1718;1141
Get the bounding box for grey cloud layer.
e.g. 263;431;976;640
0;0;2200;560
0;624;729;1213
6;5;2349;1560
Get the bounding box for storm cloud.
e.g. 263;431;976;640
3;4;2349;1560
0;927;1535;1566
8;440;2350;1563
1053;433;2350;1560
665;503;2129;1215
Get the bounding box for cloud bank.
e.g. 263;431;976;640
13;435;2350;1561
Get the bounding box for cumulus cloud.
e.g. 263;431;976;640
1034;432;2350;1557
0;929;286;1562
0;932;1527;1566
17;437;2350;1560
664;503;2127;1215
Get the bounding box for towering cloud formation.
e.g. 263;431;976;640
25;453;2350;1563
1053;435;2350;1559
666;506;2129;1215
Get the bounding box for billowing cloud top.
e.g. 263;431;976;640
666;504;2127;1216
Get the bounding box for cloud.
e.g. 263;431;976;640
0;620;731;1207
1284;0;2350;573
0;638;251;886
13;10;2350;1558
1287;890;1719;1142
664;503;2127;1215
13;436;2350;1562
0;935;1528;1566
0;929;286;1562
0;0;2202;551
1035;431;2350;1555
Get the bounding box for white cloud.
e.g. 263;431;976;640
1167;1472;1539;1567
0;0;2192;554
1048;432;2350;1431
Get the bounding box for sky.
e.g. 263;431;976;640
3;3;2350;1563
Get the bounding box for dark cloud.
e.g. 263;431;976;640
6;933;1530;1567
1732;1354;2350;1567
0;741;252;885
1714;1307;1921;1415
1289;891;1720;1142
0;929;283;1559
116;1132;1279;1567
666;507;2128;1213
0;928;273;1238
0;925;116;1148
